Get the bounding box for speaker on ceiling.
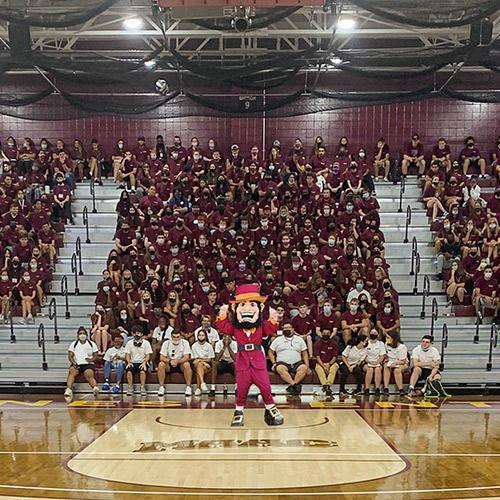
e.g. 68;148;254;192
470;18;493;47
7;22;32;54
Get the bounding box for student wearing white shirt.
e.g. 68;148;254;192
383;332;408;396
124;326;152;396
191;330;215;396
151;315;174;364
211;335;237;396
194;315;220;345
64;327;99;399
339;335;367;396
364;329;387;395
102;336;127;393
408;335;442;396
157;331;193;397
268;323;310;395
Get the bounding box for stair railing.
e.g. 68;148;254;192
9;295;16;343
420;275;430;319
439;323;448;371
75;236;84;276
82;206;91;244
71;253;79;295
430;298;438;340
413;252;420;295
48;297;59;344
90;178;97;213
410;236;418;275
474;297;485;344
61;275;70;319
403;205;412;243
37;323;48;371
398;175;406;213
486;323;498;372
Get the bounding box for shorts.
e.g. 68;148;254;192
77;364;95;374
126;362;148;374
216;360;235;375
274;361;305;375
417;367;439;382
167;363;184;374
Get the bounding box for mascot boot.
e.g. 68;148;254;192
231;410;245;427
264;406;284;426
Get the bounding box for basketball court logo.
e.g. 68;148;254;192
68;409;406;489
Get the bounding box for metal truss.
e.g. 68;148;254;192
0;1;498;66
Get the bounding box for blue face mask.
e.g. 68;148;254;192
356;283;364;291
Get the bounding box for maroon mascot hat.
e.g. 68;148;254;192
230;283;267;304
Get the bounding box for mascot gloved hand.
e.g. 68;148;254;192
215;284;284;427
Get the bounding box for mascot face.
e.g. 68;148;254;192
233;301;263;329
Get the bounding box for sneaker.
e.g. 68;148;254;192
201;383;208;393
102;382;110;391
383;387;389;395
157;386;165;397
112;385;120;394
93;386;100;397
286;384;295;394
194;388;202;396
295;384;302;394
126;385;133;396
374;388;381;396
185;386;192;396
64;387;73;398
363;388;370;396
374;176;379;181
407;387;415;397
209;388;216;397
383;177;388;182
399;389;406;397
140;386;147;397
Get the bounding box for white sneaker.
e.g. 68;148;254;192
27;313;34;323
64;387;73;398
374;176;379;181
126;385;133;396
194;388;202;396
157;386;165;397
185;386;192;396
140;386;147;397
201;383;208;393
383;177;388;182
93;386;100;397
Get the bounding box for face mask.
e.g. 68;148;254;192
323;305;332;314
216;264;223;272
350;305;358;312
356;283;363;291
359;152;365;158
283;330;293;337
78;334;87;342
369;334;378;340
485;272;493;279
193;155;201;162
384;307;392;314
169;297;176;303
41;143;47;150
118;143;124;149
327;238;336;247
469;251;477;257
303;238;311;246
120;313;128;320
489;224;497;230
238;264;246;271
103;286;110;293
383;282;391;290
362;192;370;200
1;276;7;281
260;239;268;246
443;224;450;230
346;206;353;214
23;276;30;282
7;141;14;147
202;286;210;293
30;263;37;269
292;264;300;270
171;248;178;255
171;339;180;346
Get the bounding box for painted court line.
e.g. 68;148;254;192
0;483;499;496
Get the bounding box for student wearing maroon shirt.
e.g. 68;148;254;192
341;298;369;344
461;136;487;177
18;270;36;323
114;221;137;255
401;133;425;178
288;277;316;312
52;174;74;224
473;265;498;316
291;303;315;357
0;269;12;323
432;138;451;172
375;301;400;338
373;138;390;181
313;328;340;396
38;222;57;268
487;188;500;219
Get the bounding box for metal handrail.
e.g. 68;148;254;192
90;177;97;213
61;275;70;319
413;252;420;295
474;297;485;344
9;295;16;343
71;253;79;295
403;205;412;243
439;323;448;371
420;275;430;319
75;236;83;276
82;206;91;244
410;236;418;276
486;323;498;372
398;175;406;213
430;298;439;340
48;297;59;344
37;323;48;371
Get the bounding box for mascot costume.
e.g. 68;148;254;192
216;284;284;427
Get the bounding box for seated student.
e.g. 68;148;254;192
341;297;369;344
193;315;220;346
268;323;310;395
473;265;498;317
64;327;99;399
157;331;193;397
460;136;487;177
102;336;126;393
408;335;441;396
18;270;36;324
364;329;387;395
291;302;315;358
211;334;237;396
124;326;152;396
339;335;367;396
376;300;400;338
0;269;12;323
191;330;215;396
383;332;408;396
151;314;174;363
313;328;340;396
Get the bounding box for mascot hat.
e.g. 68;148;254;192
231;284;267;304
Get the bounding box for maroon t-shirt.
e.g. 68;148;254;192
432;144;451;159
376;311;399;329
316;312;340;332
18;280;36;298
291;314;316;336
474;276;498;296
313;339;339;363
341;310;364;326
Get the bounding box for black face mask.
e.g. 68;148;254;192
283;330;293;337
383;282;391;289
369;334;378;340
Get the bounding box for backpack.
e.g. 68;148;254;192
423;377;450;398
387;159;401;184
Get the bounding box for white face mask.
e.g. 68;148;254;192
120;314;127;320
484;272;493;279
384;307;392;314
78;334;87;341
1;276;8;281
328;238;336;247
350;305;358;312
23;276;30;282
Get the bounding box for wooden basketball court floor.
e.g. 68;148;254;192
0;394;499;499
